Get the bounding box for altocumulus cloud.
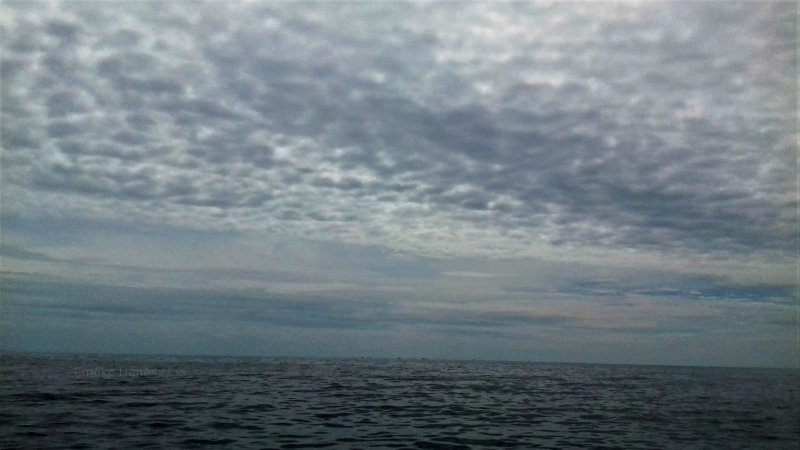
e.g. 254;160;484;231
0;2;796;367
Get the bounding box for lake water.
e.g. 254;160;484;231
1;353;797;448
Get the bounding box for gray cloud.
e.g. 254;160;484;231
1;1;793;261
0;242;62;262
0;273;396;334
1;2;796;366
553;274;797;306
2;267;794;365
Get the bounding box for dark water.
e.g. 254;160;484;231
0;353;797;449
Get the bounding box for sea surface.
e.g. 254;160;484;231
0;353;797;449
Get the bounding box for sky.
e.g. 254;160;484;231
0;1;797;368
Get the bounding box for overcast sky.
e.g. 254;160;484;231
1;1;796;367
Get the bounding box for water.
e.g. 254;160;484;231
1;353;797;449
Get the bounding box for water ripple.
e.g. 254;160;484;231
0;354;797;448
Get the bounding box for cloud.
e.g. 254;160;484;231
2;267;794;365
554;274;797;306
0;2;796;366
443;271;507;279
0;273;386;329
1;1;794;263
0;242;63;262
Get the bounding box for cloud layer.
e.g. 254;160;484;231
1;2;796;366
2;1;794;260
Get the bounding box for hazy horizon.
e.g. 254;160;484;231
1;1;797;368
4;349;799;371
